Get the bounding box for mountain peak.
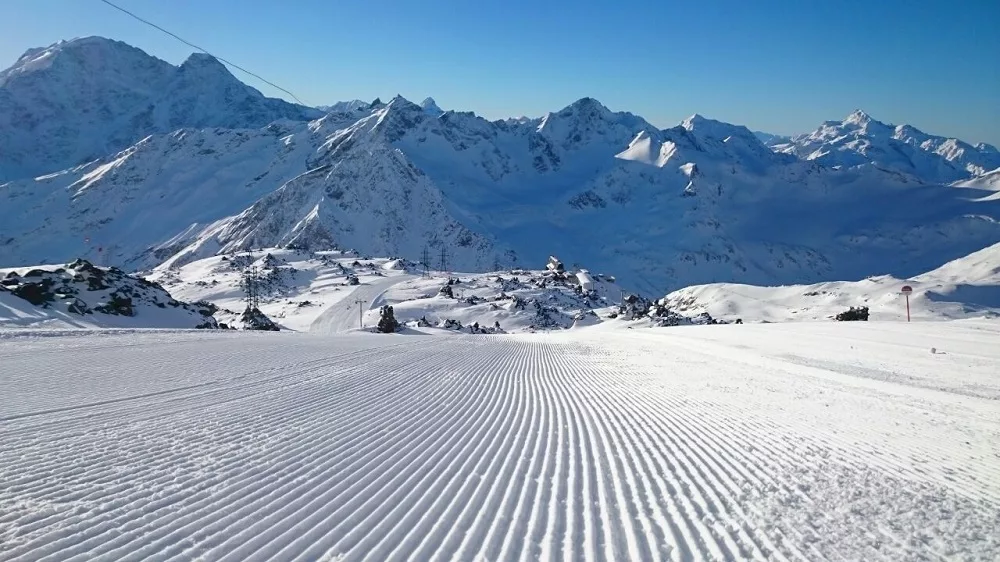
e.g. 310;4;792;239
421;97;443;116
545;97;615;126
680;114;709;130
171;52;251;98
840;109;895;136
25;35;125;57
386;95;421;112
57;35;123;50
670;113;777;166
180;52;228;71
2;36;159;83
975;142;999;154
781;108;1000;181
0;36;318;181
565;97;610;114
844;109;874;127
679;114;753;139
317;99;368;113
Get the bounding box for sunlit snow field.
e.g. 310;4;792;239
1;320;998;561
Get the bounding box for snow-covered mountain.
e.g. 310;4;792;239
420;97;444;116
953;167;1000;192
2;37;999;296
0;36;320;182
772;110;1000;183
753;130;791;146
317;99;369;113
0;111;502;273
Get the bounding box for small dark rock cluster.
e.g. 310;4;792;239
377;305;400;333
239;306;280;330
435;318;504;334
835;306;869;321
611;293;727;327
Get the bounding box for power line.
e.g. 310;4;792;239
241;250;261;310
438;246;448;274
421;246;432;278
96;0;306;105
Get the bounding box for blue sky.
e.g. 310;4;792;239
3;0;999;144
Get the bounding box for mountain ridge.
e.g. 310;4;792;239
772;110;1000;183
0;36;320;181
2;36;998;296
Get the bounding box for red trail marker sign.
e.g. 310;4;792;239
900;285;913;322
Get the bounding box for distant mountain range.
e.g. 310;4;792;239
766;110;1000;184
1;37;998;295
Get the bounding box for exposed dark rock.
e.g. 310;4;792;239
94;292;134;316
240;306;279;330
377;305;400;333
836;306;869;321
66;298;92;315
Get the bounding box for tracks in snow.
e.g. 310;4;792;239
1;331;997;561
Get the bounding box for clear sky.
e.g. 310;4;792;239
2;0;999;144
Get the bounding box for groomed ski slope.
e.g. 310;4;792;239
1;322;998;561
310;275;415;333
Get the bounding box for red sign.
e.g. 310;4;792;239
901;285;913;294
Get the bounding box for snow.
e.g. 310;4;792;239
1;322;997;561
0;37;319;182
378;271;620;333
2;37;999;298
148;249;417;332
0;260;216;329
149;249;628;333
317;99;369;113
420;97;444;116
0;116;500;273
953;167;1000;192
662;242;1000;323
774;110;1000;182
310;274;414;333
